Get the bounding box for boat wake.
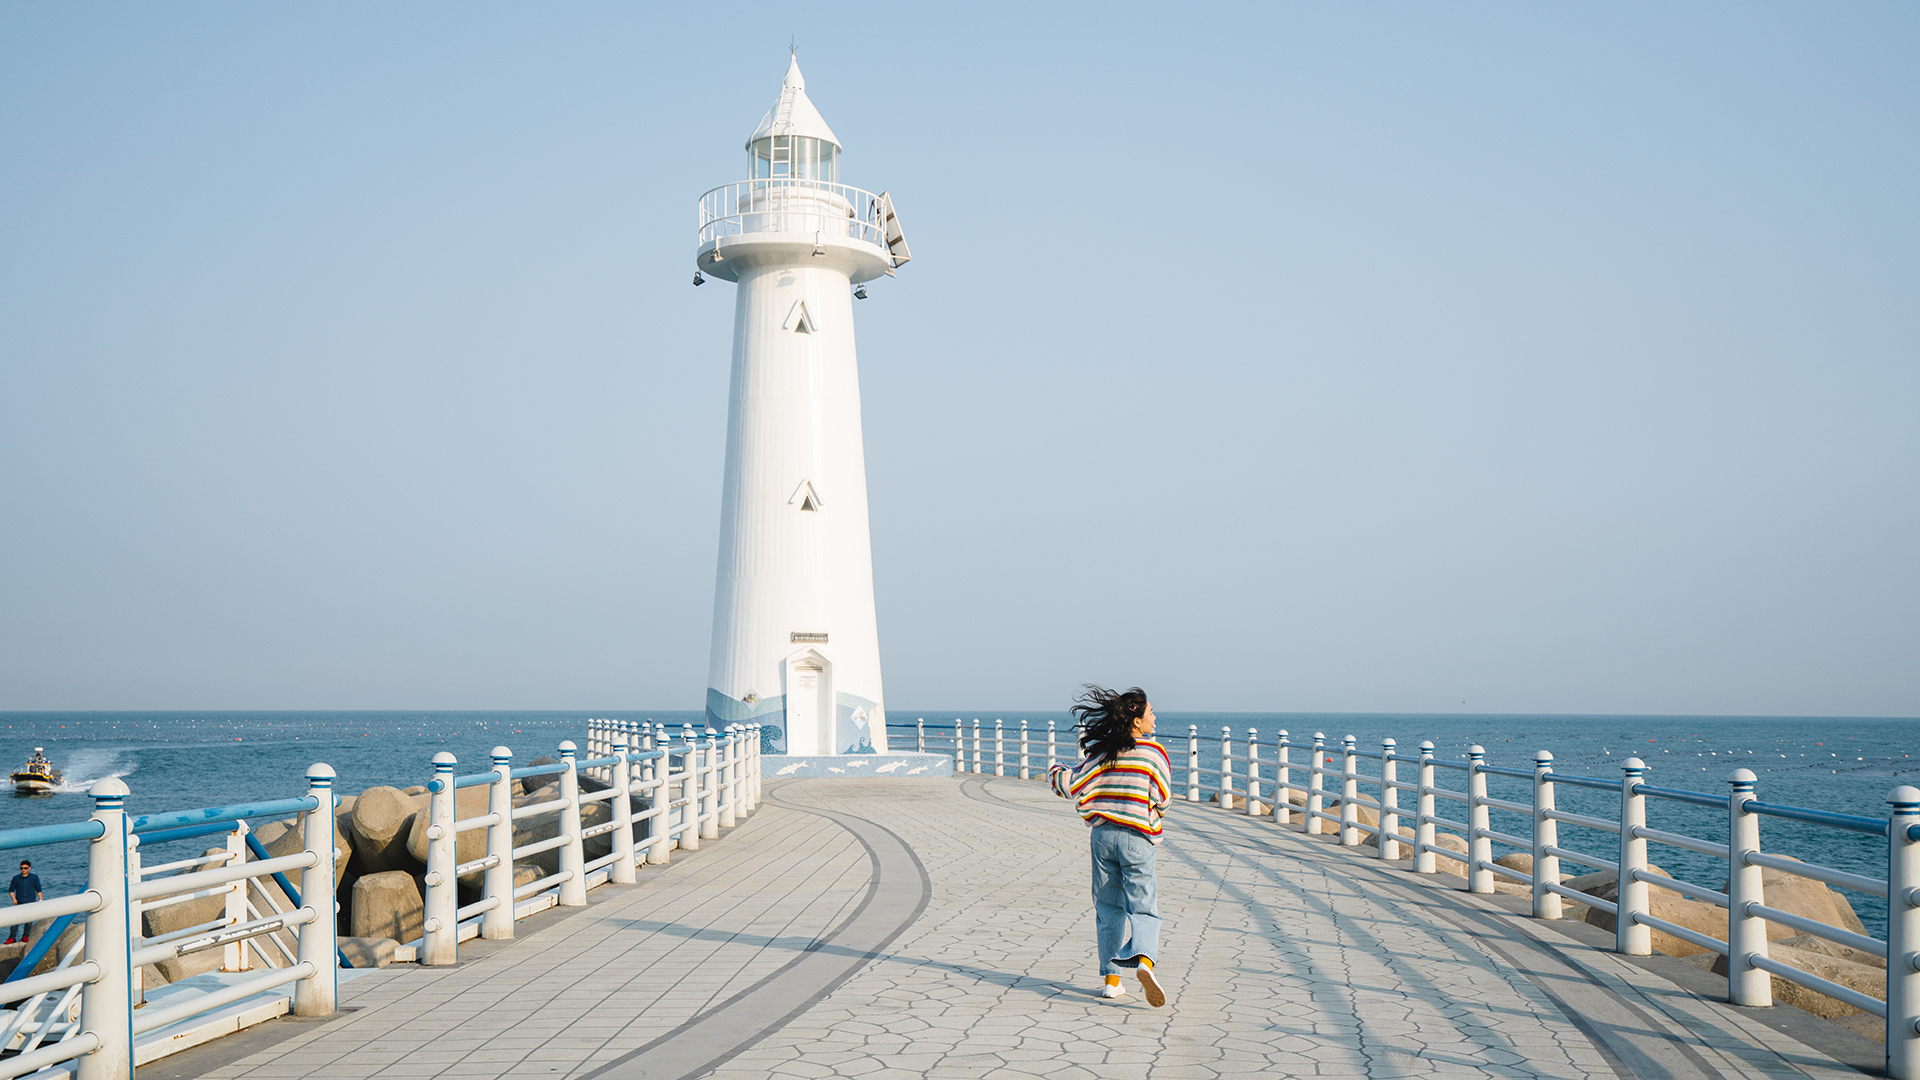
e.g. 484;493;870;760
52;748;136;793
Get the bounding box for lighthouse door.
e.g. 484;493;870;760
783;650;834;755
789;664;818;746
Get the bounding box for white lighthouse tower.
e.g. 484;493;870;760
697;57;913;764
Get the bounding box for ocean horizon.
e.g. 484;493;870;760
6;709;1917;937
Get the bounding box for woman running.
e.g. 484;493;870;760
1049;685;1171;1006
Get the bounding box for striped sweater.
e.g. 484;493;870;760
1049;739;1173;842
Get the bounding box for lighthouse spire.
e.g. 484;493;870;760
748;54;841;149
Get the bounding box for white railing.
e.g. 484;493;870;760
3;722;766;1079
912;718;1064;780
906;718;1920;1077
697;179;887;250
416;722;761;966
1;768;339;1080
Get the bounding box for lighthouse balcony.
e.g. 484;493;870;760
696;179;896;283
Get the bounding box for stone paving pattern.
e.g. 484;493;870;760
165;774;1876;1079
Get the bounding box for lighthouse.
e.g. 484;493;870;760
697;57;910;761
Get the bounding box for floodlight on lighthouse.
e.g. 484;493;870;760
695;56;908;759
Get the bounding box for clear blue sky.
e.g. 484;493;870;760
2;4;1915;715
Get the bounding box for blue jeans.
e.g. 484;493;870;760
1090;821;1161;975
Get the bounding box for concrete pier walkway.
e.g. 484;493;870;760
154;777;1880;1080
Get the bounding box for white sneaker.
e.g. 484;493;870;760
1136;964;1166;1008
1100;981;1127;1000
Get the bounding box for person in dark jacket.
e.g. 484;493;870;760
8;860;43;944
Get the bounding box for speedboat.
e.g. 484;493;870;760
10;748;61;796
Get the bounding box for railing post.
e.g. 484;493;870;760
677;736;700;852
701;735;721;840
77;778;133;1080
1726;767;1769;1001
294;763;338;1016
917;718;925;753
1887;785;1920;1077
972;718;982;774
1341;735;1360;847
994;718;1005;777
646;736;672;866
1245;728;1261;816
1275;731;1292;825
733;725;747;816
1219;726;1235;810
1047;719;1057;774
1187;725;1200;802
423;752;459;966
1617;757;1651;956
611;736;637;884
1379;738;1399;860
484;747;514;938
1465;745;1493;891
733;725;745;811
1019;720;1030;780
751;723;763;806
1307;733;1326;836
222;824;253;971
557;742;588;906
953;719;962;770
127;836;145;1006
1532;751;1561;919
1416;742;1436;873
719;727;738;829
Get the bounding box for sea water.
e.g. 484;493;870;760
3;711;1916;938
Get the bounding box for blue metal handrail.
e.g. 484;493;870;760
132;796;321;835
1545;773;1624;793
1632;784;1731;810
508;762;568;781
427;772;502;793
137;821;241;847
0;819;107;851
1745;801;1886;835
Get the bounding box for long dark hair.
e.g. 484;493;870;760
1070;684;1150;764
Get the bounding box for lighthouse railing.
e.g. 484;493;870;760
698;179;888;249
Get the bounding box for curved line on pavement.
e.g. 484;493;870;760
575;785;932;1080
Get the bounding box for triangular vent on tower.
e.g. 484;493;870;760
785;301;816;334
789;479;824;512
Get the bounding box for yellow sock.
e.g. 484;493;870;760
1105;975;1121;987
1136;956;1153;970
